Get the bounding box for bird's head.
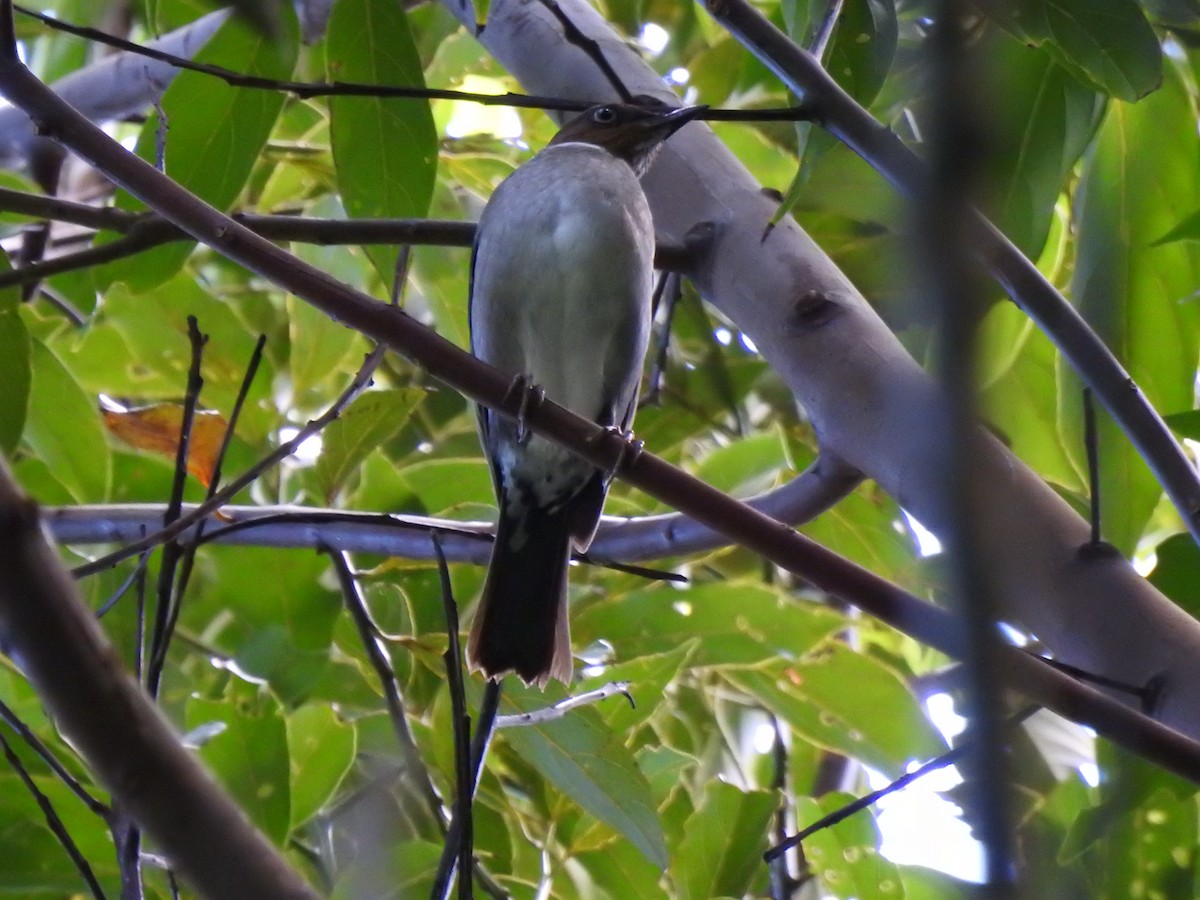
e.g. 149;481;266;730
548;97;707;176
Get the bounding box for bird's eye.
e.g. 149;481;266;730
590;106;618;125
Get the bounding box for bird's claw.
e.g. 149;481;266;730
503;375;545;446
589;427;644;486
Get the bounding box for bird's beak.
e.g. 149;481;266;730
653;104;708;136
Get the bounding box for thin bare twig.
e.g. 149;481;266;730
0;729;107;898
0;696;110;817
72;347;385;578
145;316;206;698
430;534;474;900
495;681;634;728
324;548;445;828
765;705;1040;861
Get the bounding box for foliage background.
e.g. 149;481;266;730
2;0;1200;897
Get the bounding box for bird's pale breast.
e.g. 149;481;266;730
471;144;655;498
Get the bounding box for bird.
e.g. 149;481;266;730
466;98;705;687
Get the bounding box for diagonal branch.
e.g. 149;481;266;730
699;0;1200;546
0;458;319;900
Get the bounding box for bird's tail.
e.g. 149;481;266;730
466;497;574;687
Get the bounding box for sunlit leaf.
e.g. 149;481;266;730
501;693;667;868
1064;69;1200;553
102;403;229;487
23;339;111;502
669;781;775;899
315;388;424;502
797;792;902;900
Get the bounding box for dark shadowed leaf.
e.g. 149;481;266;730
982;0;1161;100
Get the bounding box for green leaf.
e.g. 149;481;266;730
102;9;299;291
669;781;775;900
394;457;495;514
287;704;356;828
573;838;667;898
1165;408;1200;440
1064;69;1200;553
22;338;111;502
692;428;789;494
579;641;697;735
797;792;902;900
315;388;424;502
194;546;342;704
501;697;667;868
574;582;845;668
1152;205;1200;246
0;311;30;453
1148;533;1200;622
327;0;438;285
185;688;291;845
824;0;898;108
982;0;1162;100
728;646;946;776
329;840;443;899
980;32;1101;259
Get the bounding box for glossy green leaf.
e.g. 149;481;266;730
1064;70;1200;553
669;781;775;900
574;582;845;668
315;388;424;502
983;0;1161;100
22;338;111;502
797;792;902;900
728;646;946;776
501;697;667;867
327;0;438;284
185;689;291;845
0;311;30;454
104;9;299;291
287;704;357;828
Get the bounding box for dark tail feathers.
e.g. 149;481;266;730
467;499;573;687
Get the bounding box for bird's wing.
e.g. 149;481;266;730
468;228;504;499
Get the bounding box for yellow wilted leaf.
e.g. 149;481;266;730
102;403;229;487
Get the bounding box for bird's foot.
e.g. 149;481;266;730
503;375;546;446
590;426;644;486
